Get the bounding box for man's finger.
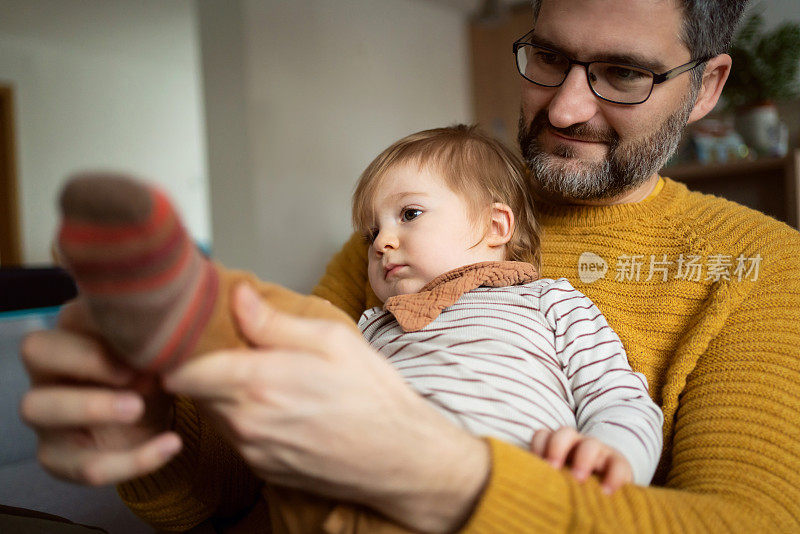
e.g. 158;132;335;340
20;387;144;428
232;283;350;358
162;348;278;400
39;432;182;486
57;298;102;337
21;329;133;386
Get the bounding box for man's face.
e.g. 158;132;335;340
518;0;697;202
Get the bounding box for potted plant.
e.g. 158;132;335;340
724;13;800;157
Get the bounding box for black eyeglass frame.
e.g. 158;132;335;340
512;29;711;105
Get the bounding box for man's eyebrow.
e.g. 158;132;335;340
528;34;668;73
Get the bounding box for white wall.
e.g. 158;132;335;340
756;0;800;29
199;0;472;292
0;0;209;265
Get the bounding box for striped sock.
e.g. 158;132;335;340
58;173;220;372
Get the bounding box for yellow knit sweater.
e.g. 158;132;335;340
120;177;800;532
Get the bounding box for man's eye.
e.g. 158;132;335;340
401;208;422;222
534;51;562;65
606;66;649;81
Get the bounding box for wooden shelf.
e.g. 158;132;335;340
662;155;791;182
661;150;800;229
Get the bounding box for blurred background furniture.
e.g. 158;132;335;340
0;267;155;533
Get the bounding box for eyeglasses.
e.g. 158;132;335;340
512;29;710;105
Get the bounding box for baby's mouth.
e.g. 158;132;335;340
384;264;406;280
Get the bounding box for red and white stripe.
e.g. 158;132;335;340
359;277;663;485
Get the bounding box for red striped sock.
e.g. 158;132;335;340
58;173;219;372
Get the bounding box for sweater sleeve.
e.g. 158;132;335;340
117;397;263;532
540;278;663;485
312;231;379;320
461;256;800;532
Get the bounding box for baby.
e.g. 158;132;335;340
351;125;662;489
56;125;662;533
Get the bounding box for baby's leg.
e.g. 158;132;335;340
58;173;413;534
57;172;350;372
264;486;415;534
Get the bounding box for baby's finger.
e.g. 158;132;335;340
601;456;633;494
530;428;552;457
570;438;605;482
543;427;580;469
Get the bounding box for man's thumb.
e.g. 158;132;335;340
231;282;347;357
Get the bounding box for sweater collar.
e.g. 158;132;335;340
533;176;688;228
384;261;539;332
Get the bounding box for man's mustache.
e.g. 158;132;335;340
528;110;618;145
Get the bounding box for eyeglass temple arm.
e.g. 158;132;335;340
653;56;712;84
512;29;537;53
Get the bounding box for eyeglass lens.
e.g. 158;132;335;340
515;44;654;104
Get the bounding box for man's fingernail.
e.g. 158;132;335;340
114;394;143;420
602;485;614;495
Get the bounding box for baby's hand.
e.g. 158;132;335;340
530;427;632;494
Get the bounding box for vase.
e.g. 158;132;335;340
734;103;789;158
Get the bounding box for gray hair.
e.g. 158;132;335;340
529;0;750;89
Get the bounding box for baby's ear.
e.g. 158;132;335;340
484;202;514;248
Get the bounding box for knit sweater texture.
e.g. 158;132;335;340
118;177;800;532
361;269;663;484
314;177;800;532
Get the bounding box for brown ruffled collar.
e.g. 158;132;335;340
384;261;538;332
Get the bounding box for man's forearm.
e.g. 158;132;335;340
367;427;491;533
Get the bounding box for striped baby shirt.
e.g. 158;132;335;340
359;276;664;485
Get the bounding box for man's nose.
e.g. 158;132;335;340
547;65;600;129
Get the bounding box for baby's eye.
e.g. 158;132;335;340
362;227;378;243
401;208;423;222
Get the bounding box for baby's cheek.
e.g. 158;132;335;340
367;269;386;299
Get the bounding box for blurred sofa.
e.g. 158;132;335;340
0;267;153;533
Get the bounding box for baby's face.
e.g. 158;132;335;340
365;163;503;302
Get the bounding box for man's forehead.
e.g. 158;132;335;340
534;0;689;64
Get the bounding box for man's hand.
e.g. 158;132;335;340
162;283;490;533
19;299;182;486
530;427;633;494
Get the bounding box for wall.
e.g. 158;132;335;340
756;0;800;29
0;0;209;265
198;0;472;292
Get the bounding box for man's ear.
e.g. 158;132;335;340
484;203;514;248
687;53;732;124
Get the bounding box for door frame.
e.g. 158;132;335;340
0;84;22;266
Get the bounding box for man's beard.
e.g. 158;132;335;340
517;97;693;202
